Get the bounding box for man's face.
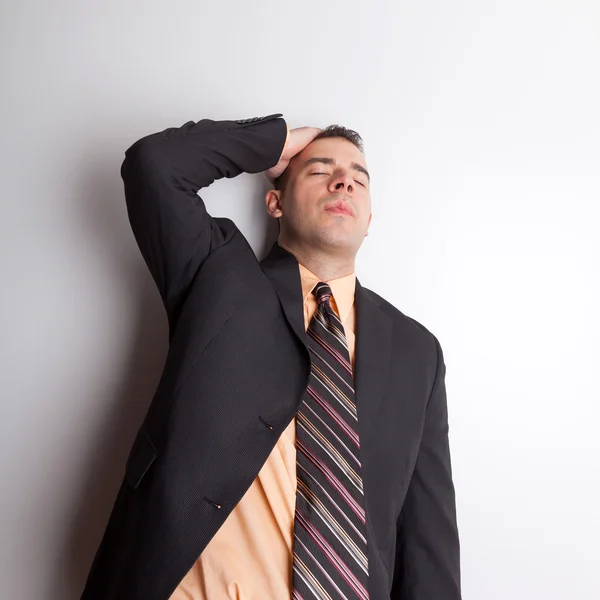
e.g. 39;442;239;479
267;137;372;256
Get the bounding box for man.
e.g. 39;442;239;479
81;113;461;600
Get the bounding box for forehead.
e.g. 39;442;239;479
297;137;368;169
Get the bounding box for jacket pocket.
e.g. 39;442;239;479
125;426;158;490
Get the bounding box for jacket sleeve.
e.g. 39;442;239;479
391;335;462;599
120;113;288;329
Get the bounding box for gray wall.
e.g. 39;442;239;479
1;1;599;598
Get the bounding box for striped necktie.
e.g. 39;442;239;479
292;282;370;600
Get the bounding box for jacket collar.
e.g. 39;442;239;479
259;241;308;345
259;241;392;422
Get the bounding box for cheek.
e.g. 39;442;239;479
360;208;372;230
293;195;319;220
286;198;314;226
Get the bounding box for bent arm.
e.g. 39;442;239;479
391;335;462;599
121;113;288;328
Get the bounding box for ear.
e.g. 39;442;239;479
265;189;283;219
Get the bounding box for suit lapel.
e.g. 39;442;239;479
260;242;393;428
354;279;393;439
259;241;308;347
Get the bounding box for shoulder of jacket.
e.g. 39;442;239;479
360;285;440;346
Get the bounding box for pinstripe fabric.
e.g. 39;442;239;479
292;282;370;600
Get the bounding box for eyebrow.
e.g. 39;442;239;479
303;157;370;182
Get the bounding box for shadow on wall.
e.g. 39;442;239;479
52;151;277;599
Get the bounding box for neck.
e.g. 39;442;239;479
278;239;356;281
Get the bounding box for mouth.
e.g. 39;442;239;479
324;202;354;217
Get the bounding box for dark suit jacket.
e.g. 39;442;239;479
81;113;461;600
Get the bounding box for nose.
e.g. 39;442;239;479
328;170;355;195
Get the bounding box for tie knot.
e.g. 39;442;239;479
312;282;333;306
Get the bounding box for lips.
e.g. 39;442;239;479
325;201;354;216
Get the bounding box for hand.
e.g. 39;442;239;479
264;125;322;183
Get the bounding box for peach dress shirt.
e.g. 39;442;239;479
169;263;357;600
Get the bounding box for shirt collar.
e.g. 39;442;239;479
298;262;356;322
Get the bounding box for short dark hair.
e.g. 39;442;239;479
273;124;364;192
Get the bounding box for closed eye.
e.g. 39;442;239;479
311;172;367;187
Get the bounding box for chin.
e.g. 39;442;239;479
313;232;358;252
